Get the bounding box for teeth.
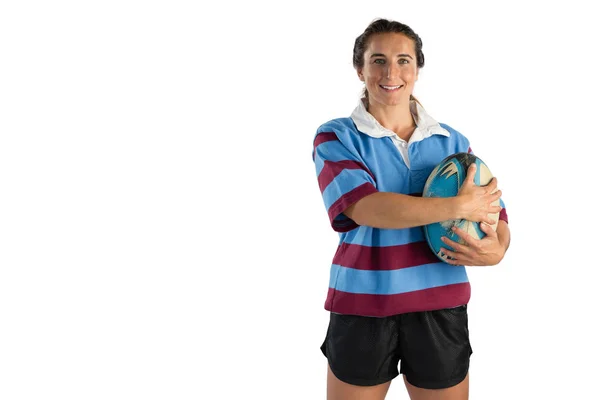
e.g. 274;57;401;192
381;85;401;89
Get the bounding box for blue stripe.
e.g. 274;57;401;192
342;226;425;246
329;263;469;295
314;140;358;176
322;169;374;210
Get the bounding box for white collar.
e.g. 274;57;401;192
350;98;450;143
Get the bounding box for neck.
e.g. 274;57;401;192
366;99;416;141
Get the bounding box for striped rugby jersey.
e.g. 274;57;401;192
312;99;508;317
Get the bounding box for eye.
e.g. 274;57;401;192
374;59;386;65
399;58;409;65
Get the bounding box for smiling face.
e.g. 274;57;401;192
356;33;419;109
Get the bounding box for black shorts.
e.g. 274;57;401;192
320;305;472;389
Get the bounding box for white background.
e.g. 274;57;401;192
1;1;599;399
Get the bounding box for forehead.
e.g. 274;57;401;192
365;33;415;56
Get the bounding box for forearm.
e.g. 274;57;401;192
344;192;460;229
496;220;510;251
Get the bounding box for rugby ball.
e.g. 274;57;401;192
422;152;499;263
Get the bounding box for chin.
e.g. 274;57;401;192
377;97;407;107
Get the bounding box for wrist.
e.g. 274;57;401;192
449;196;463;220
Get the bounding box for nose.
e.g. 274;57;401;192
386;63;399;79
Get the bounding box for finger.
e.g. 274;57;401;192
492;189;503;200
480;222;498;238
440;248;469;265
486;177;498;192
485;215;497;225
489;205;503;214
440;247;460;264
465;163;477;183
441;235;469;253
484;209;500;224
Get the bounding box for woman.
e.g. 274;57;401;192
312;18;511;400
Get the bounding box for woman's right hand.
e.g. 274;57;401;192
456;164;503;224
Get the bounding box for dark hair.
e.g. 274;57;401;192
353;19;425;100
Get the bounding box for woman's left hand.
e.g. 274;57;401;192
440;222;506;266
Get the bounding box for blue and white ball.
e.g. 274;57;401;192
422;152;499;263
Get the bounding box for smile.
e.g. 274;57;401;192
379;85;403;91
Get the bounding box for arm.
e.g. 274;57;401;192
345;163;502;230
313;129;500;233
496;219;511;252
344;192;462;229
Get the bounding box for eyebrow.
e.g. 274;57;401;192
370;53;414;59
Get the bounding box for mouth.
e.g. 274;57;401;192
379;84;404;92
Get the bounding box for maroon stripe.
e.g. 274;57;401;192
333;241;439;271
314;131;337;147
325;283;471;317
499;208;508;223
312;131;338;160
467;146;473;153
318;159;375;193
328;183;378;229
332;218;359;233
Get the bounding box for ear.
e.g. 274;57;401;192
357;68;364;82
